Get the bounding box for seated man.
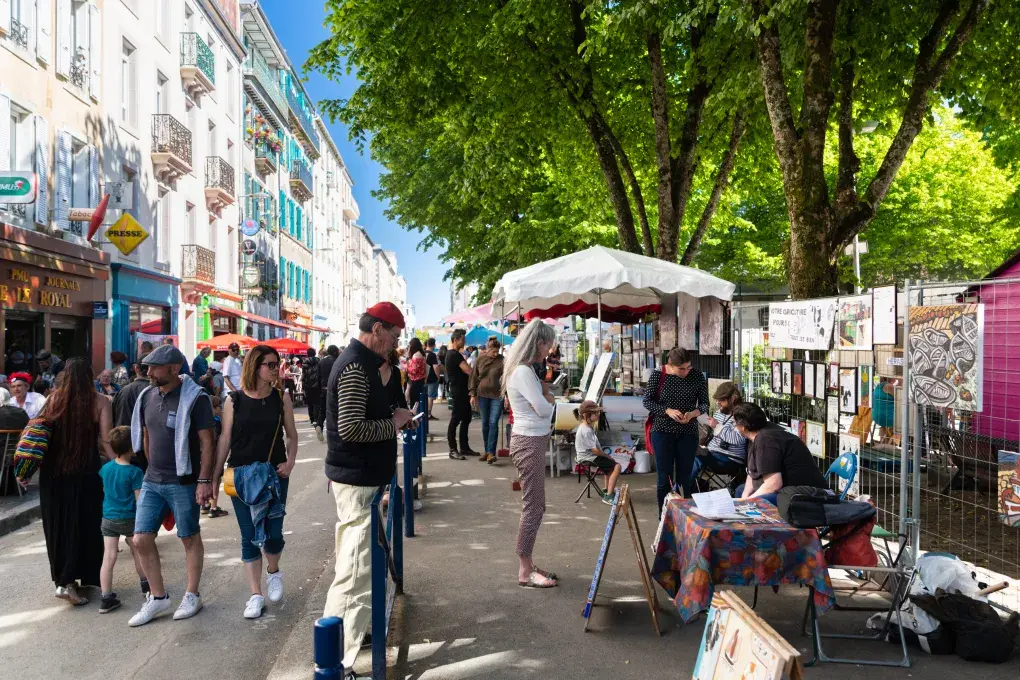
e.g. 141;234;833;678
730;402;827;505
694;381;748;491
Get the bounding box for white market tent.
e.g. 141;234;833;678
490;246;735;343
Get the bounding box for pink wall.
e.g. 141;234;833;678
973;258;1020;444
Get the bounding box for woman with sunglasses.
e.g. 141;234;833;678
213;345;298;619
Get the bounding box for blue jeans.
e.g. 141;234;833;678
651;430;699;512
134;481;201;538
478;397;503;454
231;477;290;562
735;483;778;507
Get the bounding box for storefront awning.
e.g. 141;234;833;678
293;322;330;332
209;305;293;330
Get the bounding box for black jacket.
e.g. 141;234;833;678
324;340;397;486
318;354;337;391
113;378;151;428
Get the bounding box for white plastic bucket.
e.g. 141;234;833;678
633;449;651;474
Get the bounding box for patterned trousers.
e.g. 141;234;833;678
511;433;550;557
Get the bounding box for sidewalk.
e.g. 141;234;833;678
0;481;39;538
348;408;1018;679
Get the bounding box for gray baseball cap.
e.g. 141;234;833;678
142;344;187;366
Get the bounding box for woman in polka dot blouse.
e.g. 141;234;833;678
642;347;709;512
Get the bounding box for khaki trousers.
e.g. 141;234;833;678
323;482;380;668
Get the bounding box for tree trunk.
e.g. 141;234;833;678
585;116;641;253
787;203;839;299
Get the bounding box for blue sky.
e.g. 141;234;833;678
260;0;448;326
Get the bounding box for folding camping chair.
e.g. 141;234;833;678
693;449;747;493
574;460;604;502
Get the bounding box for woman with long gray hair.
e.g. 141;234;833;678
502;319;558;588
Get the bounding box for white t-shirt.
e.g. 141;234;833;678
507;365;554;436
575;422;601;463
17;391;46;419
223;355;243;393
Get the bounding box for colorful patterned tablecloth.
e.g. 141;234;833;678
650;498;835;622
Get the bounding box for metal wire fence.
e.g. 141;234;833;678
733;279;1020;613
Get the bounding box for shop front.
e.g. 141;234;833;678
0;225;110;374
110;264;181;363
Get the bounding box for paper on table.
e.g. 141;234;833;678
691;488;744;520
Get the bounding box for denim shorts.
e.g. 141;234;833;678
427;382;439;399
134;480;201;538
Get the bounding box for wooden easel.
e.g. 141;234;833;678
582;483;661;634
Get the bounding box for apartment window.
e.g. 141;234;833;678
3;103;34;223
186;202;196;244
153;187;171;266
70;138;90;212
121;41;137;125
226;61;236;120
155;72;168;115
208;121;216;157
6;0;32;52
154;0;170;44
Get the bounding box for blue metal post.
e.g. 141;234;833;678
370;489;386;680
391;479;404;591
313;616;344;679
402;430;415;538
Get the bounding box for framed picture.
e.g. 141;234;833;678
790;418;807;442
815;363;826;400
837;434;862;497
828;363;840;392
792;360;804;395
781;362;793;395
839;367;858;414
771;361;782;394
806;421;825;458
826;396;840;433
872;285;898;345
858;365;874;409
803;363;816;398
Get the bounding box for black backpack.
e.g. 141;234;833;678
302;356;321;390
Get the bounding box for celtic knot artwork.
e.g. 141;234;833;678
908;304;984;411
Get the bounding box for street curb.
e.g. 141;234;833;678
0;494;41;538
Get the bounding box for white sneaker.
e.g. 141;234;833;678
413;500;424;511
172;592;203;620
244;594;265;619
266;569;284;603
129;594;174;627
315;425;324;442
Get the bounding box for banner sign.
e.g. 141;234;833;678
0;172;37;204
767;299;837;350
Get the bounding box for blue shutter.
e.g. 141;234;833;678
279;190;286;231
280;256;287;296
296;206;302;242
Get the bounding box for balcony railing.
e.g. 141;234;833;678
290;159;314;201
205;157;236;197
151;114;193;183
7;17;29;50
285;87;321;157
254;142;278;175
69;48;89;90
243;48;287;122
180;33;215;84
182;245;216;286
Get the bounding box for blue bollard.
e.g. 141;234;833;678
370;488;387;680
403;430;415;538
314;616;344;679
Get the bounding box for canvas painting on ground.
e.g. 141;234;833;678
998;451;1020;528
839;367;858;414
836;294;874;350
826;396;840;433
806;421;825;458
907;303;984;412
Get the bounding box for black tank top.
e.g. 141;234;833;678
227;389;286;468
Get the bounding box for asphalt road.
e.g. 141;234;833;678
0;418;336;680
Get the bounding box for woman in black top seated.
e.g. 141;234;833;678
213;345;298;620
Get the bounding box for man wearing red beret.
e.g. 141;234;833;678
322;302;414;676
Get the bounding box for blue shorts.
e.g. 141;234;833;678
134;480;202;538
427;382;439;399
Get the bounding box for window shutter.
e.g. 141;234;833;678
73;2;87;79
55;0;70;77
88;144;99;207
54;130;72;231
0;1;10;35
0;95;9;212
35;116;49;227
36;0;51;65
279;190;286;230
88;4;101;101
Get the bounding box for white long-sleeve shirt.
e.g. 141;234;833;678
507;365;554;436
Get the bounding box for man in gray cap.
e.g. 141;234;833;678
127;344;216;627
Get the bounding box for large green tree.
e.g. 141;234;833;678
745;0;1019;297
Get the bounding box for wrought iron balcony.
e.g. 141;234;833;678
6;17;29;50
182;244;216;287
204;156;236;214
69;48;89;90
180;32;215;101
285;87;321;159
151;114;193;185
243;48;287;128
254;142;278;175
289;159;314;202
